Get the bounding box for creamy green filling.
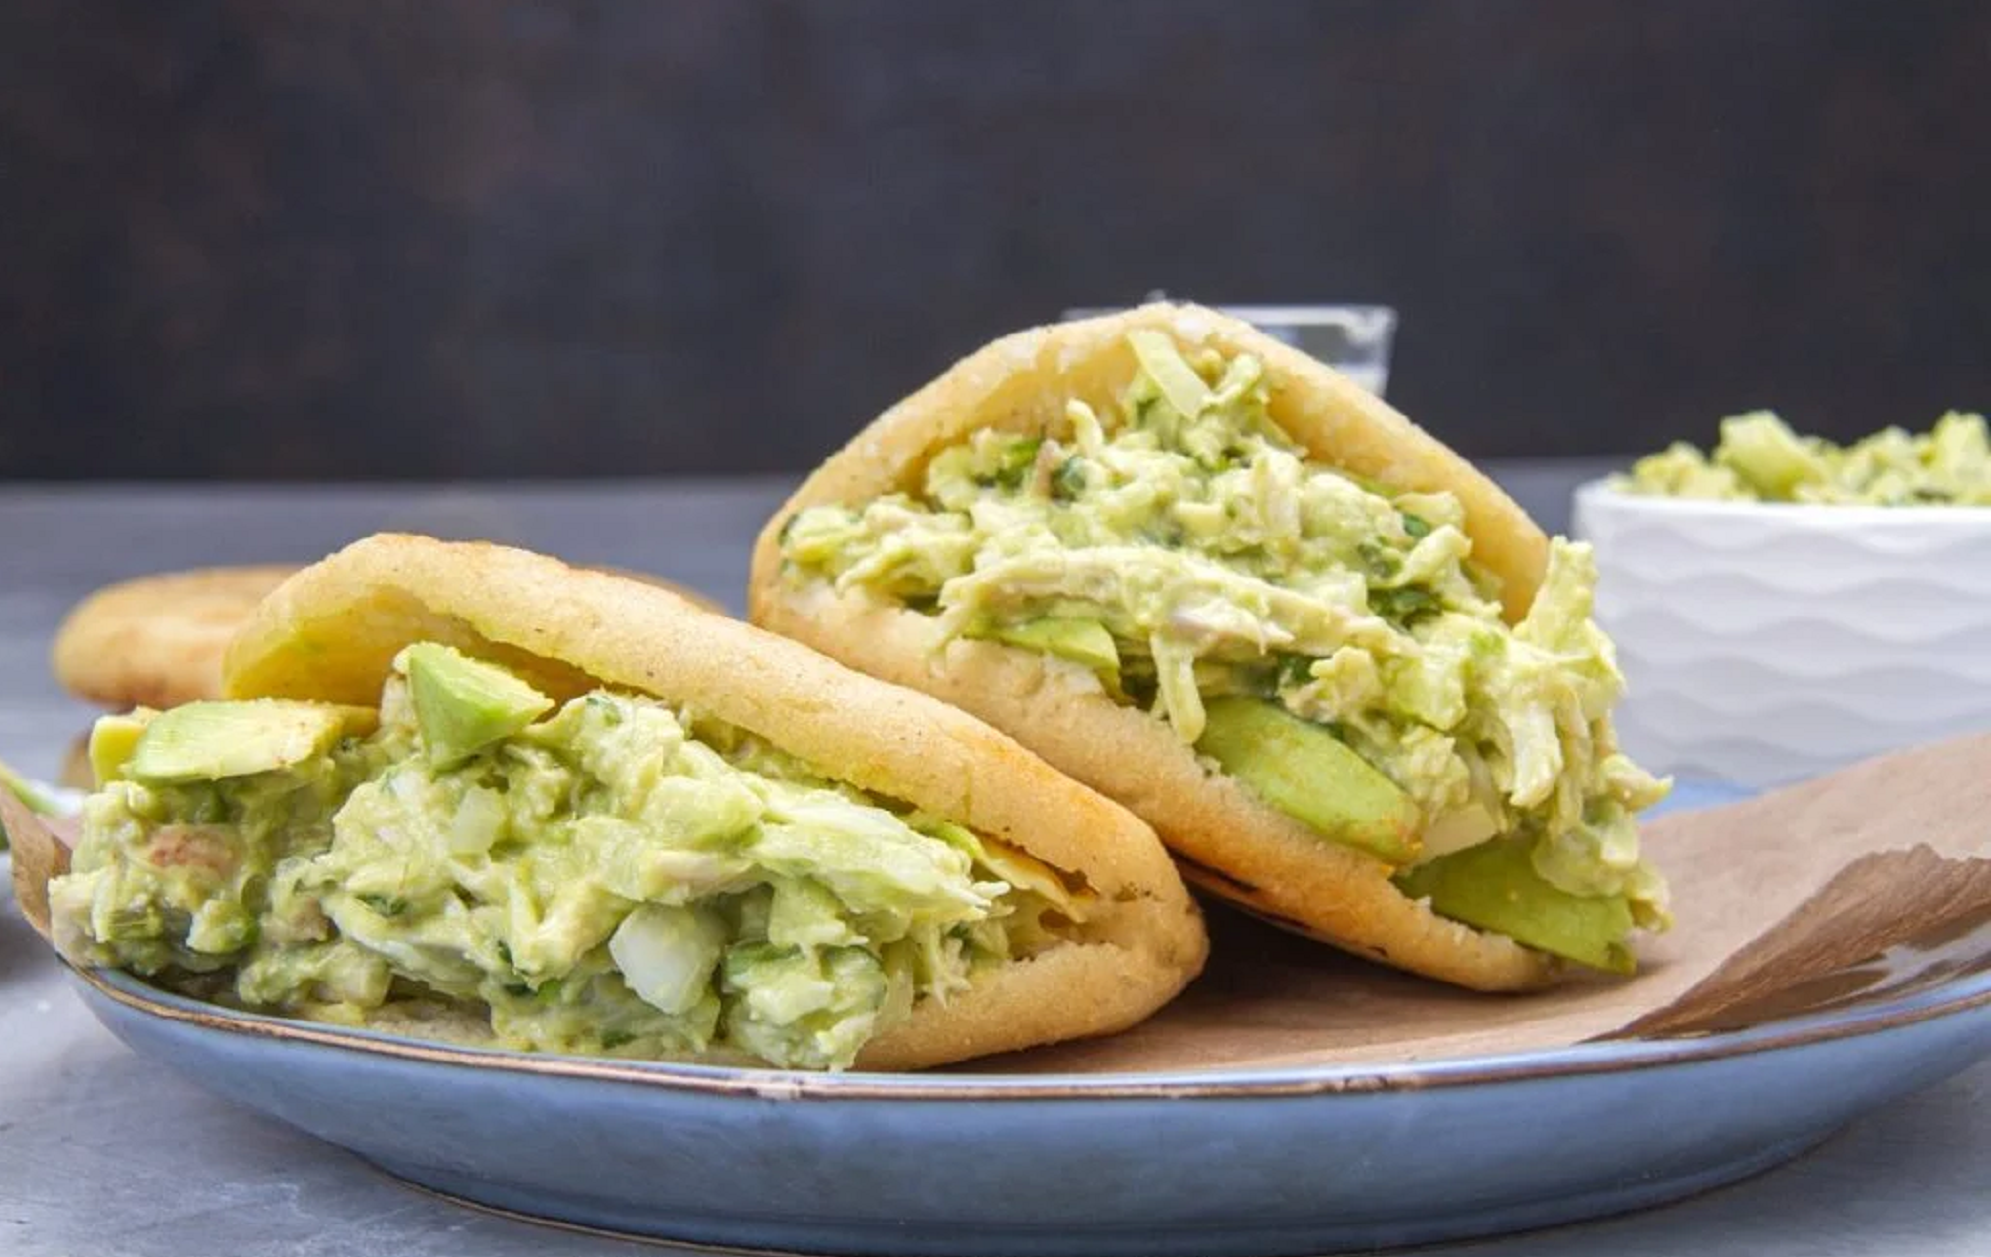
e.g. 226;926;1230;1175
780;331;1670;962
49;652;1079;1070
1619;410;1991;505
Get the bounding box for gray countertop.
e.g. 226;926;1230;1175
4;469;1987;1257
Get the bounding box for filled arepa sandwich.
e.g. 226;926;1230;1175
751;303;1670;991
22;534;1205;1070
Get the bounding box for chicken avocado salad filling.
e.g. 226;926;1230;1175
1618;409;1991;505
779;331;1669;973
48;644;1085;1070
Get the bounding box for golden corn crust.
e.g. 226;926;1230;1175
223;532;1208;1069
747;302;1563;990
53;566;299;709
53;564;726;714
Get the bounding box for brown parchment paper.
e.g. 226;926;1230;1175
987;731;1991;1073
9;734;1991;1074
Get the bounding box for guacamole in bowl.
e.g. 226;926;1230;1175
1578;412;1991;788
1617;411;1991;506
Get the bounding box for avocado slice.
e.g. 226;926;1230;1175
1195;697;1420;863
1394;834;1637;974
985;617;1121;675
0;756;64;818
402;643;554;766
127;700;370;783
88;710;155;785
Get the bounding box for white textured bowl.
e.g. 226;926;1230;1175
1573;480;1991;788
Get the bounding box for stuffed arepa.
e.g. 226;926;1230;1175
37;533;1206;1071
751;303;1670;991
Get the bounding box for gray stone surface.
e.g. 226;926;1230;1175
4;472;1986;1256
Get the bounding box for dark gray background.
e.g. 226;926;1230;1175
5;0;1988;480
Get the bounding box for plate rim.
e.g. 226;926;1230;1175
74;957;1991;1102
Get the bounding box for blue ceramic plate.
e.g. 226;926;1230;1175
62;782;1991;1257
